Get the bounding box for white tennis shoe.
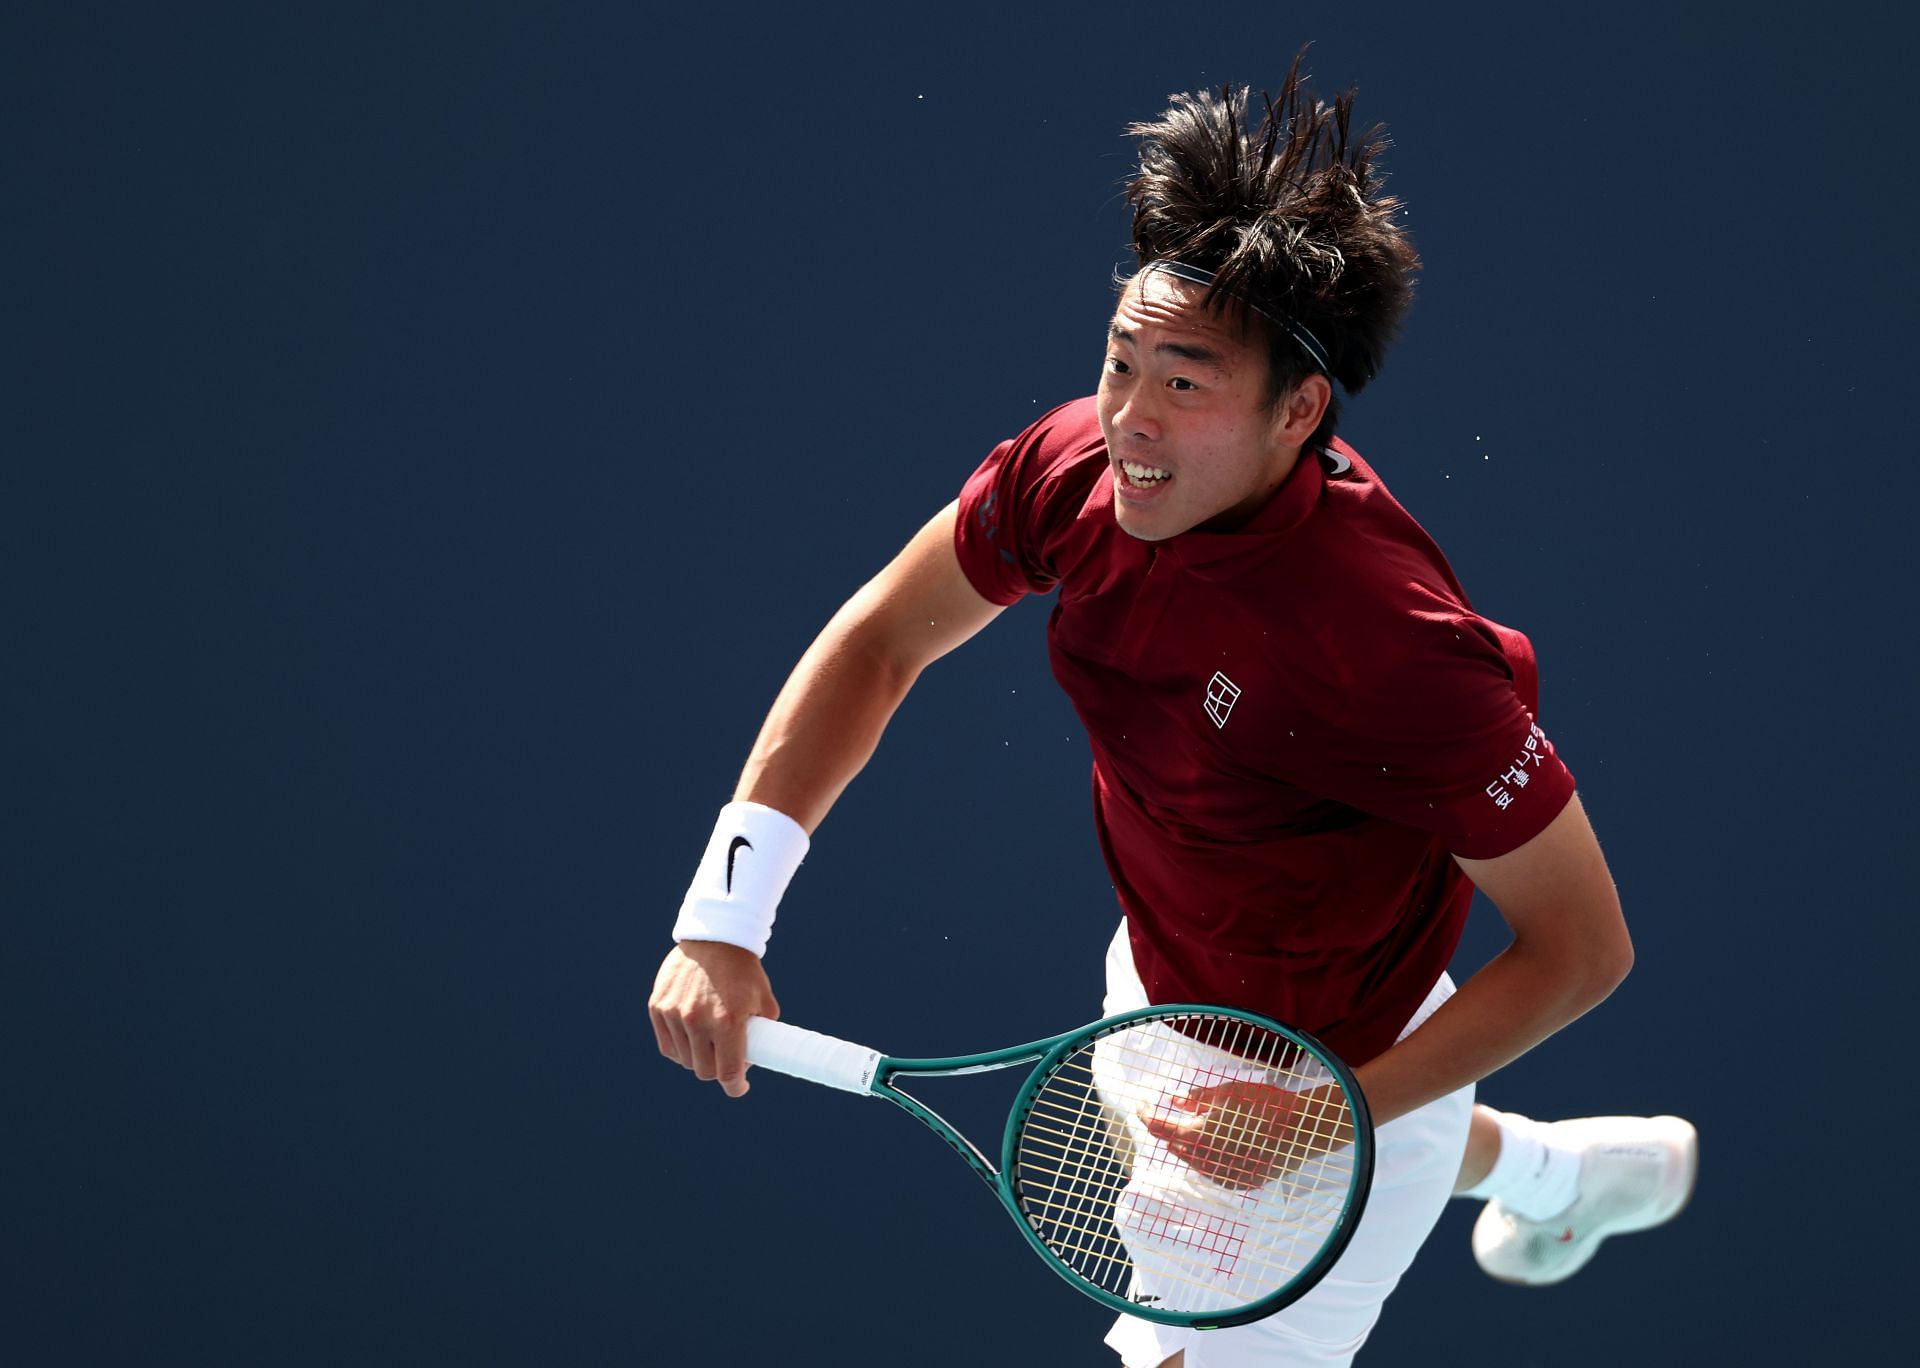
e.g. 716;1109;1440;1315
1472;1114;1698;1286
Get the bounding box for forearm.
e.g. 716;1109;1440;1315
656;506;997;1097
1350;793;1635;1126
1352;938;1627;1127
734;607;921;834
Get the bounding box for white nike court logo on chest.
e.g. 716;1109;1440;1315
1204;672;1242;729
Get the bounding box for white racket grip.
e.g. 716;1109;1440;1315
746;1018;883;1095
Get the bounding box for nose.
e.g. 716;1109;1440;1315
1110;384;1162;444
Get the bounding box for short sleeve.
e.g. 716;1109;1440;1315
1302;607;1577;860
953;398;1106;605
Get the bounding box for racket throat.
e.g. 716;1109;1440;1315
886;1085;1000;1189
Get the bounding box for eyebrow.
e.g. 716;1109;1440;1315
1107;324;1229;373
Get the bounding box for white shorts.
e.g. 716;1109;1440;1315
1099;921;1474;1368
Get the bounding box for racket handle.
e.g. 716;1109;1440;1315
746;1018;883;1094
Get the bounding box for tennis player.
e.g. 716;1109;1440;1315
650;64;1696;1366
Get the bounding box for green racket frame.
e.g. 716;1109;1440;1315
855;1004;1375;1331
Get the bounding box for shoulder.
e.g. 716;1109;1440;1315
954;397;1113;601
1296;441;1468;617
1279;441;1515;712
995;396;1109;490
1316;440;1458;587
964;396;1111;540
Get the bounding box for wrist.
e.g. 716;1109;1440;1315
671;801;809;957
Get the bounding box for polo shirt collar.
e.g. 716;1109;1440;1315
1155;443;1340;577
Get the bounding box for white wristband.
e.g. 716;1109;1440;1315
672;801;809;958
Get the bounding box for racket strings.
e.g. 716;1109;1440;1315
1012;1013;1360;1317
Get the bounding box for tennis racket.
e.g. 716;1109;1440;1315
745;1005;1372;1330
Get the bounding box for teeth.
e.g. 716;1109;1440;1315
1121;459;1170;483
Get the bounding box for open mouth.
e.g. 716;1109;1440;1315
1117;458;1172;490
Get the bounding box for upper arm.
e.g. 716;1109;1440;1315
1454;793;1633;982
831;501;1007;677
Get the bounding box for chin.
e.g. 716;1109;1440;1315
1113;506;1180;543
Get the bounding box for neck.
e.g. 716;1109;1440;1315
1203;443;1304;533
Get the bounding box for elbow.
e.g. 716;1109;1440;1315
829;614;927;699
1585;927;1634;1008
1607;909;1635;985
1525;919;1632;1016
1613;930;1635;985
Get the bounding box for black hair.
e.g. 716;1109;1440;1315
1124;51;1420;450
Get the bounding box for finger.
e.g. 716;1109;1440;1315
1144;1114;1193;1154
662;1015;694;1071
714;1020;752;1099
690;1031;721;1082
1163;1135;1207;1173
1141;1108;1202;1142
648;1006;676;1062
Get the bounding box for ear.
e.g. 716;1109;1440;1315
1272;373;1332;446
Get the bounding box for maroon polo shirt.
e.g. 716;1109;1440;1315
953;397;1576;1066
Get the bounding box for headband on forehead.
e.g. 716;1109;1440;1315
1146;259;1337;382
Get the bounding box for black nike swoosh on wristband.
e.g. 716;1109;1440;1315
725;836;752;893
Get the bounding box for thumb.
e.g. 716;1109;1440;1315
716;1019;754;1100
719;1046;752;1099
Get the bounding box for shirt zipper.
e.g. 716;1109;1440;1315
1116;545;1173;674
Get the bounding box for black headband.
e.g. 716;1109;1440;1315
1147;259;1337;381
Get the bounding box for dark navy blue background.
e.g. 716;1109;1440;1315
8;3;1913;1362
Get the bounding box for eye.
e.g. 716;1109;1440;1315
1106;355;1131;376
1168;376;1198;392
